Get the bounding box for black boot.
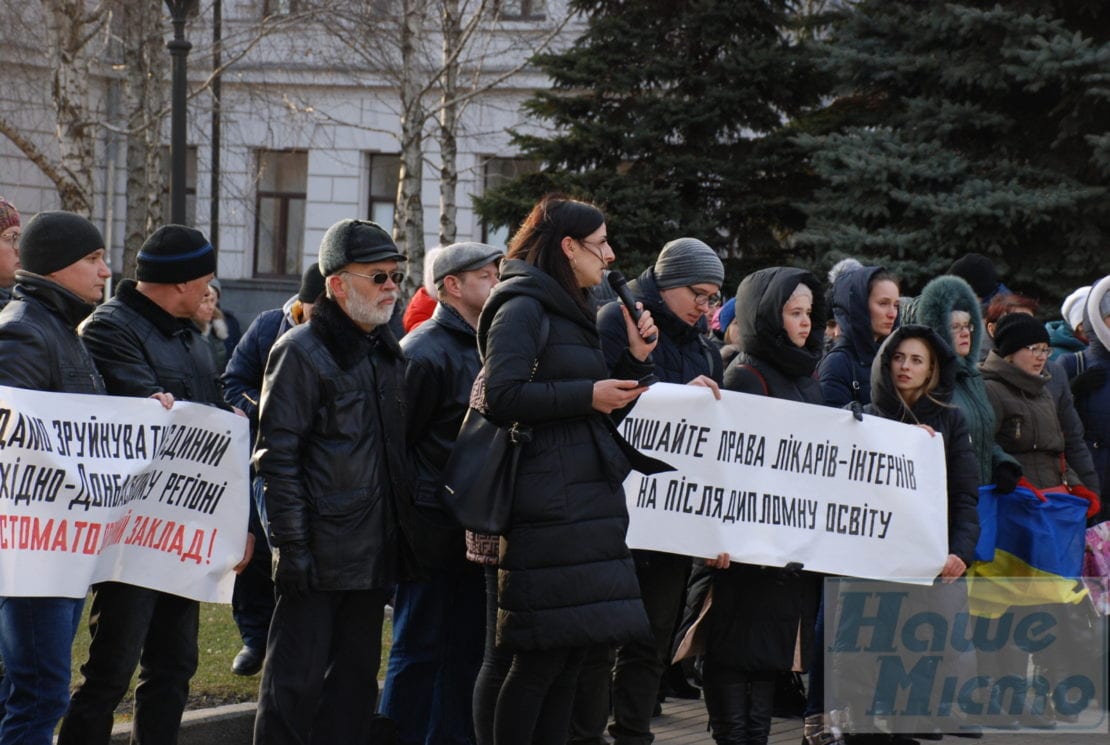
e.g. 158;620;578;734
704;682;750;745
746;678;775;745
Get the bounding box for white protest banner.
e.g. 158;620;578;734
0;385;249;602
621;383;949;583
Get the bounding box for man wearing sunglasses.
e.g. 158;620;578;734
252;219;421;744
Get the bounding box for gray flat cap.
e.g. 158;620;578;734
433;242;504;286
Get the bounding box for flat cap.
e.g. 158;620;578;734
432;242;504;286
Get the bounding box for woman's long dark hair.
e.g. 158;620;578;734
507;194;605;317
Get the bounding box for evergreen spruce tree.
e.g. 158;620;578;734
475;0;827;282
794;1;1110;300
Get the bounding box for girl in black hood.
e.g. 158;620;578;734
694;268;823;745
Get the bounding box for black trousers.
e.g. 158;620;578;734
494;646;587;745
252;587;389;745
473;566;513;745
610;551;691;744
58;582;199;745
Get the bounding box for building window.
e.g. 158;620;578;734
254;150;307;278
497;0;545;20
481;156;538;246
160;146;198;227
367;153;400;234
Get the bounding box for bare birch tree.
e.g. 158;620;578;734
0;1;110;215
293;0;572;290
119;0;167;274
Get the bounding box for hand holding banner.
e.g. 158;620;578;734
621;383;949;583
0;385;249;602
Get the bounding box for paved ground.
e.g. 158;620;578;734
104;696;1108;744
651;697;1108;745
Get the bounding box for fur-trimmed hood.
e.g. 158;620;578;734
1085;275;1110;353
907;275;984;377
308;295;403;371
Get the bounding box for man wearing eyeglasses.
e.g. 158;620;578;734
251;219;421;744
584;237;725;745
0;197;21;311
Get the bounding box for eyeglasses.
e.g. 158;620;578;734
1024;345;1050;358
0;231;19;245
342;270;405;286
949;322;972;334
686;286;722;307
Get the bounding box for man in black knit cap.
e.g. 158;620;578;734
0;210;109;745
59;224;231;745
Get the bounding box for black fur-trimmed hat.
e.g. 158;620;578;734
318;219;405;277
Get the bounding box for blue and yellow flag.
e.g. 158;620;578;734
968;483;1088;618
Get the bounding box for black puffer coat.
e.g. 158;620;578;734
399;301;481;570
865;325;981;566
704;267;822;676
253;296;419;590
477;259;654;651
0;273;104;394
81;279;224;406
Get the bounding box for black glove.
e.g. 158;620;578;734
1071;368;1107;400
992;461;1022;495
273;542;314;599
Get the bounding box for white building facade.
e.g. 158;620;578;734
0;0;574;320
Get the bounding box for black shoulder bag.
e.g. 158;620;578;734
439;316;549;534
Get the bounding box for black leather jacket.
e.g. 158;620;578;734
253;296;420;591
80;279;224;406
398;301;479;570
0;273;104;394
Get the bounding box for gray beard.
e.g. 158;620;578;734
345;289;395;328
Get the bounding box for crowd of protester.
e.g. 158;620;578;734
0;192;1105;745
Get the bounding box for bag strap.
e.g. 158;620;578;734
530;314;550;382
506;314;549;444
739;364;770;396
1077;350;1086;374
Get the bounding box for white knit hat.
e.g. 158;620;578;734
1061;285;1091;331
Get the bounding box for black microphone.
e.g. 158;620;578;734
607;271;657;344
